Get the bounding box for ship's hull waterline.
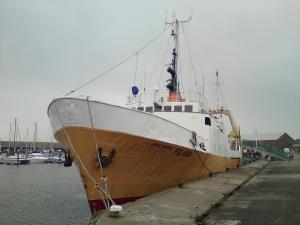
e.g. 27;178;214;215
54;126;242;214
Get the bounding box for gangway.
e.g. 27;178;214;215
243;140;290;161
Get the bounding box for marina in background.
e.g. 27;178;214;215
0;140;65;165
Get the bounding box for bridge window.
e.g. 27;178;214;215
146;107;153;112
205;117;211;126
184;105;193;112
137;107;144;111
164;106;171;112
174;105;182;112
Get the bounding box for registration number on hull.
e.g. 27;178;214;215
151;142;193;158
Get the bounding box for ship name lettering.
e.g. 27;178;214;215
151;143;173;150
173;148;192;158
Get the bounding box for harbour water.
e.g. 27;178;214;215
0;163;90;225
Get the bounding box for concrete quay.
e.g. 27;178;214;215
203;153;300;225
89;160;269;225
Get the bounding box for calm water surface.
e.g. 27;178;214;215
0;163;90;225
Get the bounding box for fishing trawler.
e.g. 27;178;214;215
48;18;242;215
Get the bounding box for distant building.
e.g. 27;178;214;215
243;132;295;149
260;133;294;149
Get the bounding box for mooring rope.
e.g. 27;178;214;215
190;131;214;174
53;99;115;210
86;97;103;174
86;97;116;209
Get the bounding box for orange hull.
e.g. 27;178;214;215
55;126;242;215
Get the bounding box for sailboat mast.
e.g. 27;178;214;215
33;122;37;152
13;118;16;155
254;125;258;147
25;128;28;150
8;123;11;151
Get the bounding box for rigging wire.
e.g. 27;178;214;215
183;24;210;106
217;77;228;108
182;24;192;100
177;44;185;99
133;52;139;85
187;25;199;86
183;25;199;88
152;34;171;95
157;40;171;94
64;26;170;97
142;28;171;98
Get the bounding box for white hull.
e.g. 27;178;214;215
5;155;30;165
28;157;47;163
48;98;241;159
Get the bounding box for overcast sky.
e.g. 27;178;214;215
0;0;299;141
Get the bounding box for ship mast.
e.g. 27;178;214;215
166;17;191;102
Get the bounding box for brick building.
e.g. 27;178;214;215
243;132;295;149
260;133;294;149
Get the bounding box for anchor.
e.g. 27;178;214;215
97;147;116;168
190;131;198;147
